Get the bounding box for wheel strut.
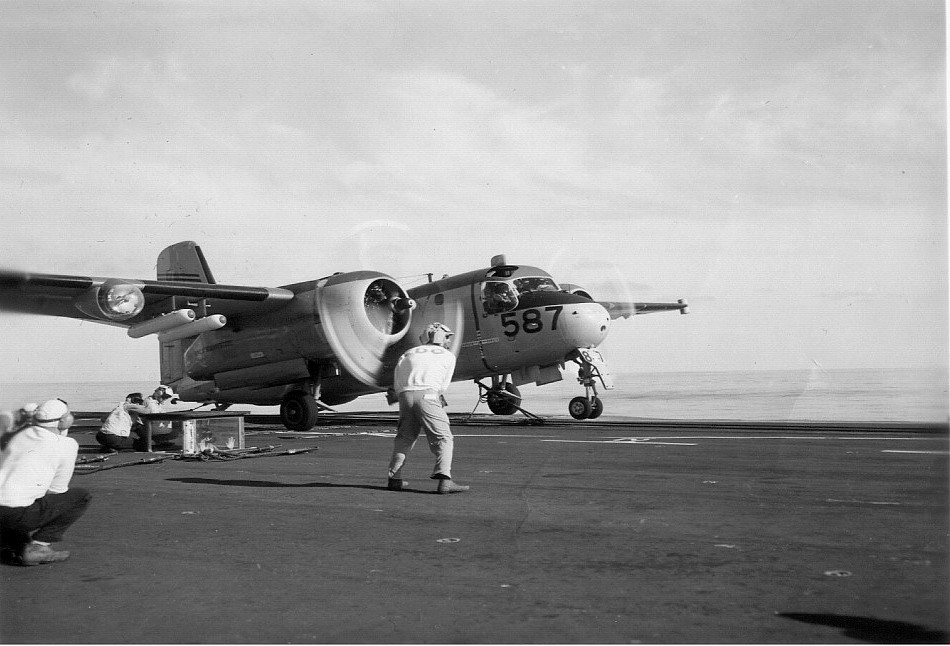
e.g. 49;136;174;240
569;349;608;420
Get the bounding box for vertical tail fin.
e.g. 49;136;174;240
157;241;215;390
157;241;216;284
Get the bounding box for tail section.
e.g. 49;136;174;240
157;241;216;284
157;242;215;393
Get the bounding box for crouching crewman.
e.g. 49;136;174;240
0;399;91;566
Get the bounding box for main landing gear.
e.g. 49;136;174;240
567;348;610;420
475;376;543;423
280;389;334;431
485;378;521;415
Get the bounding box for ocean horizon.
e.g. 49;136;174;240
1;366;946;424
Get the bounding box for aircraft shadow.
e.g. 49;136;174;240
777;612;948;644
166;477;438;494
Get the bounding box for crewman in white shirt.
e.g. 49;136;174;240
387;322;469;494
140;385;181;450
0;399;91;566
96;392;150;452
144;384;179;412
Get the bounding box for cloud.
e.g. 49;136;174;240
372;70;588;196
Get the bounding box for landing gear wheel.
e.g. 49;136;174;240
568;396;592;420
280;391;320;431
487;383;522;416
588;396;604;419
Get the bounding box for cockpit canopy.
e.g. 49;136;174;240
482;276;560;314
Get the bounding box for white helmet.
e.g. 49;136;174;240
154;385;178;401
419;322;454;347
33;399;70;427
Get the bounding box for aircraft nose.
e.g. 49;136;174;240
558;302;610;348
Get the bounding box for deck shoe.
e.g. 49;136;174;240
437;479;469;494
0;546;21;565
20;542;69;566
387;478;408;491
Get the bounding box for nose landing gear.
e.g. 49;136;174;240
568;348;612;420
569;394;603;420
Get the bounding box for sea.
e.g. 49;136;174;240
1;367;946;424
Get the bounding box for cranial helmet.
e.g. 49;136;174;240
155;385;178;400
33;399;70;426
419;322;454;347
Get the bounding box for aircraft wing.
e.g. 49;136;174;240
599;299;689;320
0;270;295;327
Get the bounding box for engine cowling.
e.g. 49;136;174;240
74;280;145;321
559;283;594;300
316;271;414;386
182;271;414;389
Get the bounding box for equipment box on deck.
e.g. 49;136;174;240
140;412;247;453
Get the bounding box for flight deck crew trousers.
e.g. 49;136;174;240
388;390;454;480
96;430;148;452
0;488;92;549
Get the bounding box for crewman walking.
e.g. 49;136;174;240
387;323;469;494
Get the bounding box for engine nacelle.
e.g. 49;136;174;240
74;280;145;321
182;271;413;389
559;283;594;300
316;272;414;386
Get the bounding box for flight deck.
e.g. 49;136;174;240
2;415;947;644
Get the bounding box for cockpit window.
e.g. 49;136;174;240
482;277;559;314
482;281;519;314
513;277;559;295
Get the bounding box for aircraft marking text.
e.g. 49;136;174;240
501;306;563;338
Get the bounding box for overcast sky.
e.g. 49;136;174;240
0;0;946;383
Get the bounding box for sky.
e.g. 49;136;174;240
0;0;946;385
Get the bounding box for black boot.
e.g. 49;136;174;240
387;478;408;491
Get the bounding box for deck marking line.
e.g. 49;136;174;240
606;435;830;441
881;450;949;455
600;435;939;442
542;439;698;446
455;434;559;438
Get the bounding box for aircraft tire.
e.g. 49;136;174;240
588;396;604;419
568;396;592;420
280;391;320;431
487;383;522;415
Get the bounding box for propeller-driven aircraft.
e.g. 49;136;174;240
0;241;687;430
